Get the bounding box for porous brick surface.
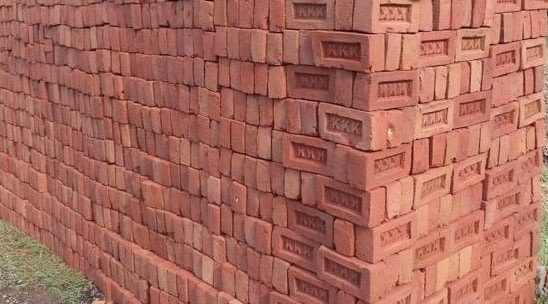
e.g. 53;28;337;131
0;0;543;304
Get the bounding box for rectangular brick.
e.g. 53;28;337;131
512;283;536;304
347;144;412;191
287;200;334;246
286;65;352;106
483;216;514;254
413;228;450;269
453;90;492;128
413;165;453;208
418;31;457;67
490;101;519;138
523;0;548;9
521;37;545;69
447;270;481;303
353;70;419;111
491;41;521;77
310;31;385;72
518;149;542;184
315;175;385;227
356;212;416;263
317;246;373;300
456;28;491;61
452;153;487;193
513;203;540;239
288;266;337;304
286;0;335;29
448;210;484;252
318;104;372;150
353;0;420;33
495;0;522;12
483;160;519;200
319;104;414;151
481;273;510;303
492;71;524;108
414;99;454;139
518;92;545;128
374;284;418;304
272;227;318;272
269;291;301;304
508;256;536;292
491;243;521;276
483;187;524;228
282;133;335;175
422;288;448;304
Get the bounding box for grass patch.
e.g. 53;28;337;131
539;170;548;266
538;168;548;303
0;220;91;304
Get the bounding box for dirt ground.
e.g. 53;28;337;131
0;287;56;304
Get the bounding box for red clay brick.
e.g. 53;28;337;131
318;104;413;151
288;266;337;304
287;200;334;247
413;228;451;270
356;211;416;263
491;41;521;77
418;31;457;67
491;102;519;138
347;144;412;191
282;133;335;175
353;0;420;33
447;210;484;252
286;65;336;103
452;153;487;193
513;203;540;239
272;226;318;271
316;245;373;300
447;270;481;303
413;99;454;139
521;37;545;69
481;272;511;303
456;28;491;61
453;90;492;128
310;31;385;72
483;160;519;200
315;175;385;227
285;0;335;30
518;92;545;128
353;70;419;111
413;165;453;208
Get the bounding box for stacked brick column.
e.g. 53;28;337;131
0;0;544;304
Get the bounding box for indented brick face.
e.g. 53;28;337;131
0;1;542;304
286;0;335;30
447;270;481;303
287;65;335;102
414;99;454;139
418;31;457;67
353;0;420;34
273;227;318;271
456;28;491;61
354;70;419;111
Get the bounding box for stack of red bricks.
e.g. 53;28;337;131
0;0;544;303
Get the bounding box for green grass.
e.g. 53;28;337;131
539;170;548;266
538;169;548;303
0;220;92;304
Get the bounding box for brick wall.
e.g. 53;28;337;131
0;0;544;303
